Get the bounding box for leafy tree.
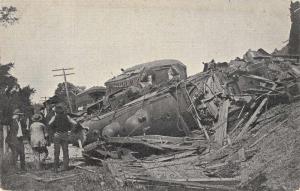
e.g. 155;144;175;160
54;82;85;112
0;63;18;123
0;63;18;95
54;82;85;96
0;6;19;26
0;63;35;124
9;85;35;115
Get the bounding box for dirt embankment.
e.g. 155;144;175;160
238;101;300;191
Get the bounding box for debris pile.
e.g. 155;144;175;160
82;48;300;190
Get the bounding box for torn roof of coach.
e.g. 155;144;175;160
105;59;186;83
104;59;187;95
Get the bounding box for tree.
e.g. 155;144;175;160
54;82;85;112
9;85;35;115
0;6;19;26
0;63;35;123
0;63;18;95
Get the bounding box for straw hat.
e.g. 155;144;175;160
13;109;24;115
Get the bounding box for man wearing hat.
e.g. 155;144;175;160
6;109;26;171
48;105;77;172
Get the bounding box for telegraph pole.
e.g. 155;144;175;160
52;68;75;113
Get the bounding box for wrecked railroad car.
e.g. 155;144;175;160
84;59;187;114
81;51;300;147
81;59;196;145
81;58;241;145
105;59;187;96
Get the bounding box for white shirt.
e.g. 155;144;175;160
16;120;23;137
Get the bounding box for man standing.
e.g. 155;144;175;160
48;105;77;172
6;109;26;171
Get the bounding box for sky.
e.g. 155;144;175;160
0;0;292;103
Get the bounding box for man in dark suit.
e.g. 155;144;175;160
6;109;26;171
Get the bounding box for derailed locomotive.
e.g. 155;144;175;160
80;59;212;145
80;58;245;146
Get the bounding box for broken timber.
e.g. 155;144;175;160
80;46;300;190
184;83;210;141
22;173;82;183
234;83;277;141
128;176;238;191
214;99;230;145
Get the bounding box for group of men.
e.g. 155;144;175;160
2;104;78;173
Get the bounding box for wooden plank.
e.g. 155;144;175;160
241;74;276;84
21;173;44;182
129;176;237;191
170;176;241;183
257;85;282;94
75;166;96;173
155;143;199;151
229;112;249;135
105;137;165;151
23;173;82;183
152;150;196;162
234;83;277;141
289;65;300;77
214;99;230;145
44;174;81;183
142;156;199;170
136;135;184;144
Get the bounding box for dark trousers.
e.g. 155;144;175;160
8;137;25;170
53;132;69;170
